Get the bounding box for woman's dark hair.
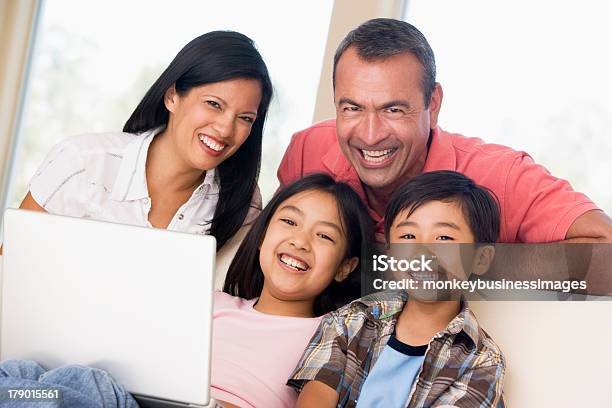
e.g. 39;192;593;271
224;173;374;316
123;31;273;251
384;171;500;243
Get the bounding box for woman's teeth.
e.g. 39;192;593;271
361;148;395;163
280;254;309;271
199;134;226;152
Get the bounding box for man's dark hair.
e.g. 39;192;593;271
224;173;374;316
333;18;437;107
384;171;500;243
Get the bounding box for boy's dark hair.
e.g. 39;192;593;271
384;171;500;243
224;173;374;316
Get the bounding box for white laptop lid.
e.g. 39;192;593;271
1;209;215;406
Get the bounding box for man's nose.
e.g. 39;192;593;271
358;111;386;146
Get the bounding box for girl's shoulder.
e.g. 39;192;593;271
213;291;256;312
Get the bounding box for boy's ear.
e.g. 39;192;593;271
335;257;359;282
472;245;495;276
164;84;178;113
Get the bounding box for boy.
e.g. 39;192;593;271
287;170;505;407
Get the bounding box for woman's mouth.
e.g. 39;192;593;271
198;134;227;155
278;253;310;272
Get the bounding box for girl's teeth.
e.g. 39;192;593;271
280;254;307;271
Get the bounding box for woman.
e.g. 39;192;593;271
19;30;273;251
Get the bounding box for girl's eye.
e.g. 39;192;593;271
437;235;455;241
280;218;295;226
399;233;416;240
206;100;221;109
317;233;335;243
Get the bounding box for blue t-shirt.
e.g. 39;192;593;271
355;335;427;408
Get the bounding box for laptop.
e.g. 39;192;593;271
1;209;216;407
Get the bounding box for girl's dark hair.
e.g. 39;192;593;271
224;173;374;316
123;31;273;251
384;171;500;243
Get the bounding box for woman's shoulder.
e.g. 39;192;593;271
55;131;142;158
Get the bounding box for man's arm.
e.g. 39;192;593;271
296;380;339;408
565;209;612;243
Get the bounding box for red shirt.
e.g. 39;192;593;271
277;119;598;243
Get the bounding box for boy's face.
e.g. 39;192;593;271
387;200;493;300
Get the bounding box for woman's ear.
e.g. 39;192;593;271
334;257;359;282
472;245;495;276
164;84;178;113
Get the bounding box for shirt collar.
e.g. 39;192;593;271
110;127;161;201
357;291;480;346
423;126;457;172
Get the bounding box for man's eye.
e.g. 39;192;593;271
437;235;455;241
400;234;416;240
280;218;296;226
343;106;360;112
206;100;221;109
385;107;404;114
317;233;335;243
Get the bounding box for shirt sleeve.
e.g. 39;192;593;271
286;312;348;394
504;154;599;242
431;357;506;408
28;139;88;216
277;131;306;188
243;185;262;226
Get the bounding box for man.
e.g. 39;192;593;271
277;18;612;243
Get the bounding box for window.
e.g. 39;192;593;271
5;0;334;207
405;0;612;214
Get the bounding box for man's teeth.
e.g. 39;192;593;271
280;254;308;271
411;271;439;281
198;134;226;152
361;148;394;162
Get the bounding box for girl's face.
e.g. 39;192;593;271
259;189;357;305
164;78;262;172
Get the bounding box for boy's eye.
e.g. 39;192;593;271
280;218;296;226
317;233;335;243
437;235;455;241
399;233;416;240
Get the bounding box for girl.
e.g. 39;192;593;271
17;30;273;251
212;174;374;408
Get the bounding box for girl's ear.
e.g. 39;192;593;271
164;84;178;113
472;245;495;276
334;257;359;282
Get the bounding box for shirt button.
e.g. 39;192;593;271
178;214;184;220
143;198;150;205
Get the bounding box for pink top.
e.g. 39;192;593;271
211;291;322;408
277;119;598;243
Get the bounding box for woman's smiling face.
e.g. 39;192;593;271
258;189;356;305
164;78;262;172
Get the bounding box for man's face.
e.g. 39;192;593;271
334;47;442;192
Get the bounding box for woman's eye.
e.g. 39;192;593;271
399;234;416;240
317;233;335;243
437;235;455;241
240;116;255;124
280;218;295;226
206;100;221;109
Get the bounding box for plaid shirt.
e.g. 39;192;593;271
287;291;505;408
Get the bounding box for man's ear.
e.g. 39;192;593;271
428;82;443;129
164;84;178;113
472;245;495;276
335;257;359;282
